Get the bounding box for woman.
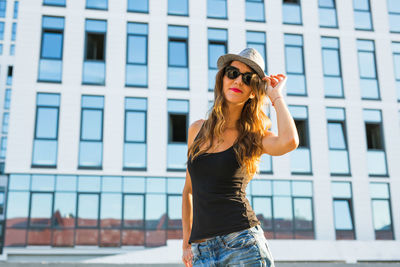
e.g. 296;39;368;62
181;48;299;267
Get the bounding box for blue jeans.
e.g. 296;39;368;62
191;225;275;266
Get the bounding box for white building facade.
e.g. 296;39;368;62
1;0;400;264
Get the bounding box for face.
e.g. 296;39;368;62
222;61;256;105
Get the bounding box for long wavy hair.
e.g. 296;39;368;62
188;61;272;181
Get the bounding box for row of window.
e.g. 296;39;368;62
42;0;400;32
0;0;18;19
4;174;395;247
38;16;400;102
28;92;393;178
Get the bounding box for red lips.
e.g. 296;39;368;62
230;88;242;93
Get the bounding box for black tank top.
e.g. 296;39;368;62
187;123;260;244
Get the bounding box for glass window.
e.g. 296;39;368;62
285;34;306;96
208;28;227;91
128;0;148;13
246;0;265;22
83;19;107;85
353;0;372;30
0;0;6;17
363;109;387;176
78;95;104;169
43;0;65;6
2;112;8;134
332;182;355;239
0;22;4;40
100;193;122;228
289;106;312;174
0;136;6;158
207;0;227;19
30;193;53;227
86;0;108;10
387;0;400;32
168;25;189;89
168;0;188;16
282;0;302;24
321;37;343;98
392;42;400;101
370;183;393;240
53;192;76;227
326;107;350;175
10;44;15;55
126;22;148;87
38;16;65;83
11;23;16;41
77;193;99;227
124;98;147;170
167;99;189;170
247;31;267;69
4;89;11;110
13;1;18;19
357;40;379;99
319;0;338;27
32;93;60;167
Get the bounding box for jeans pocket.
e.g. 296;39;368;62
222;230;257;250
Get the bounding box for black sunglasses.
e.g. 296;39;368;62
224;65;257;86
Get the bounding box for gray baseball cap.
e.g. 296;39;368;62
217;47;266;79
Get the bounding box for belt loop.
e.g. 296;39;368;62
196;243;202;257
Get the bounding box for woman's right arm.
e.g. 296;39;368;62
182;119;204;267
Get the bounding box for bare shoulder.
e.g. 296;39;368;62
188;119;205;146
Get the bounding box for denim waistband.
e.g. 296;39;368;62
191;225;262;254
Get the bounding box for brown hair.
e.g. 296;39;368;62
188;61;272;181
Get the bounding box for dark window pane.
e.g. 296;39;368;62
294;120;308;147
169;114;187;142
86;33;105;60
366;123;383;149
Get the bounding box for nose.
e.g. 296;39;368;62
233;73;243;85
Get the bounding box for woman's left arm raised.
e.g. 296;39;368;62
261;74;299;156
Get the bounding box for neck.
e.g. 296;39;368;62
224;102;243;129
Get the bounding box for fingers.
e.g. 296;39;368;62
264;74;286;88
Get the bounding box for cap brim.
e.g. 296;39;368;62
217;54;266;79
